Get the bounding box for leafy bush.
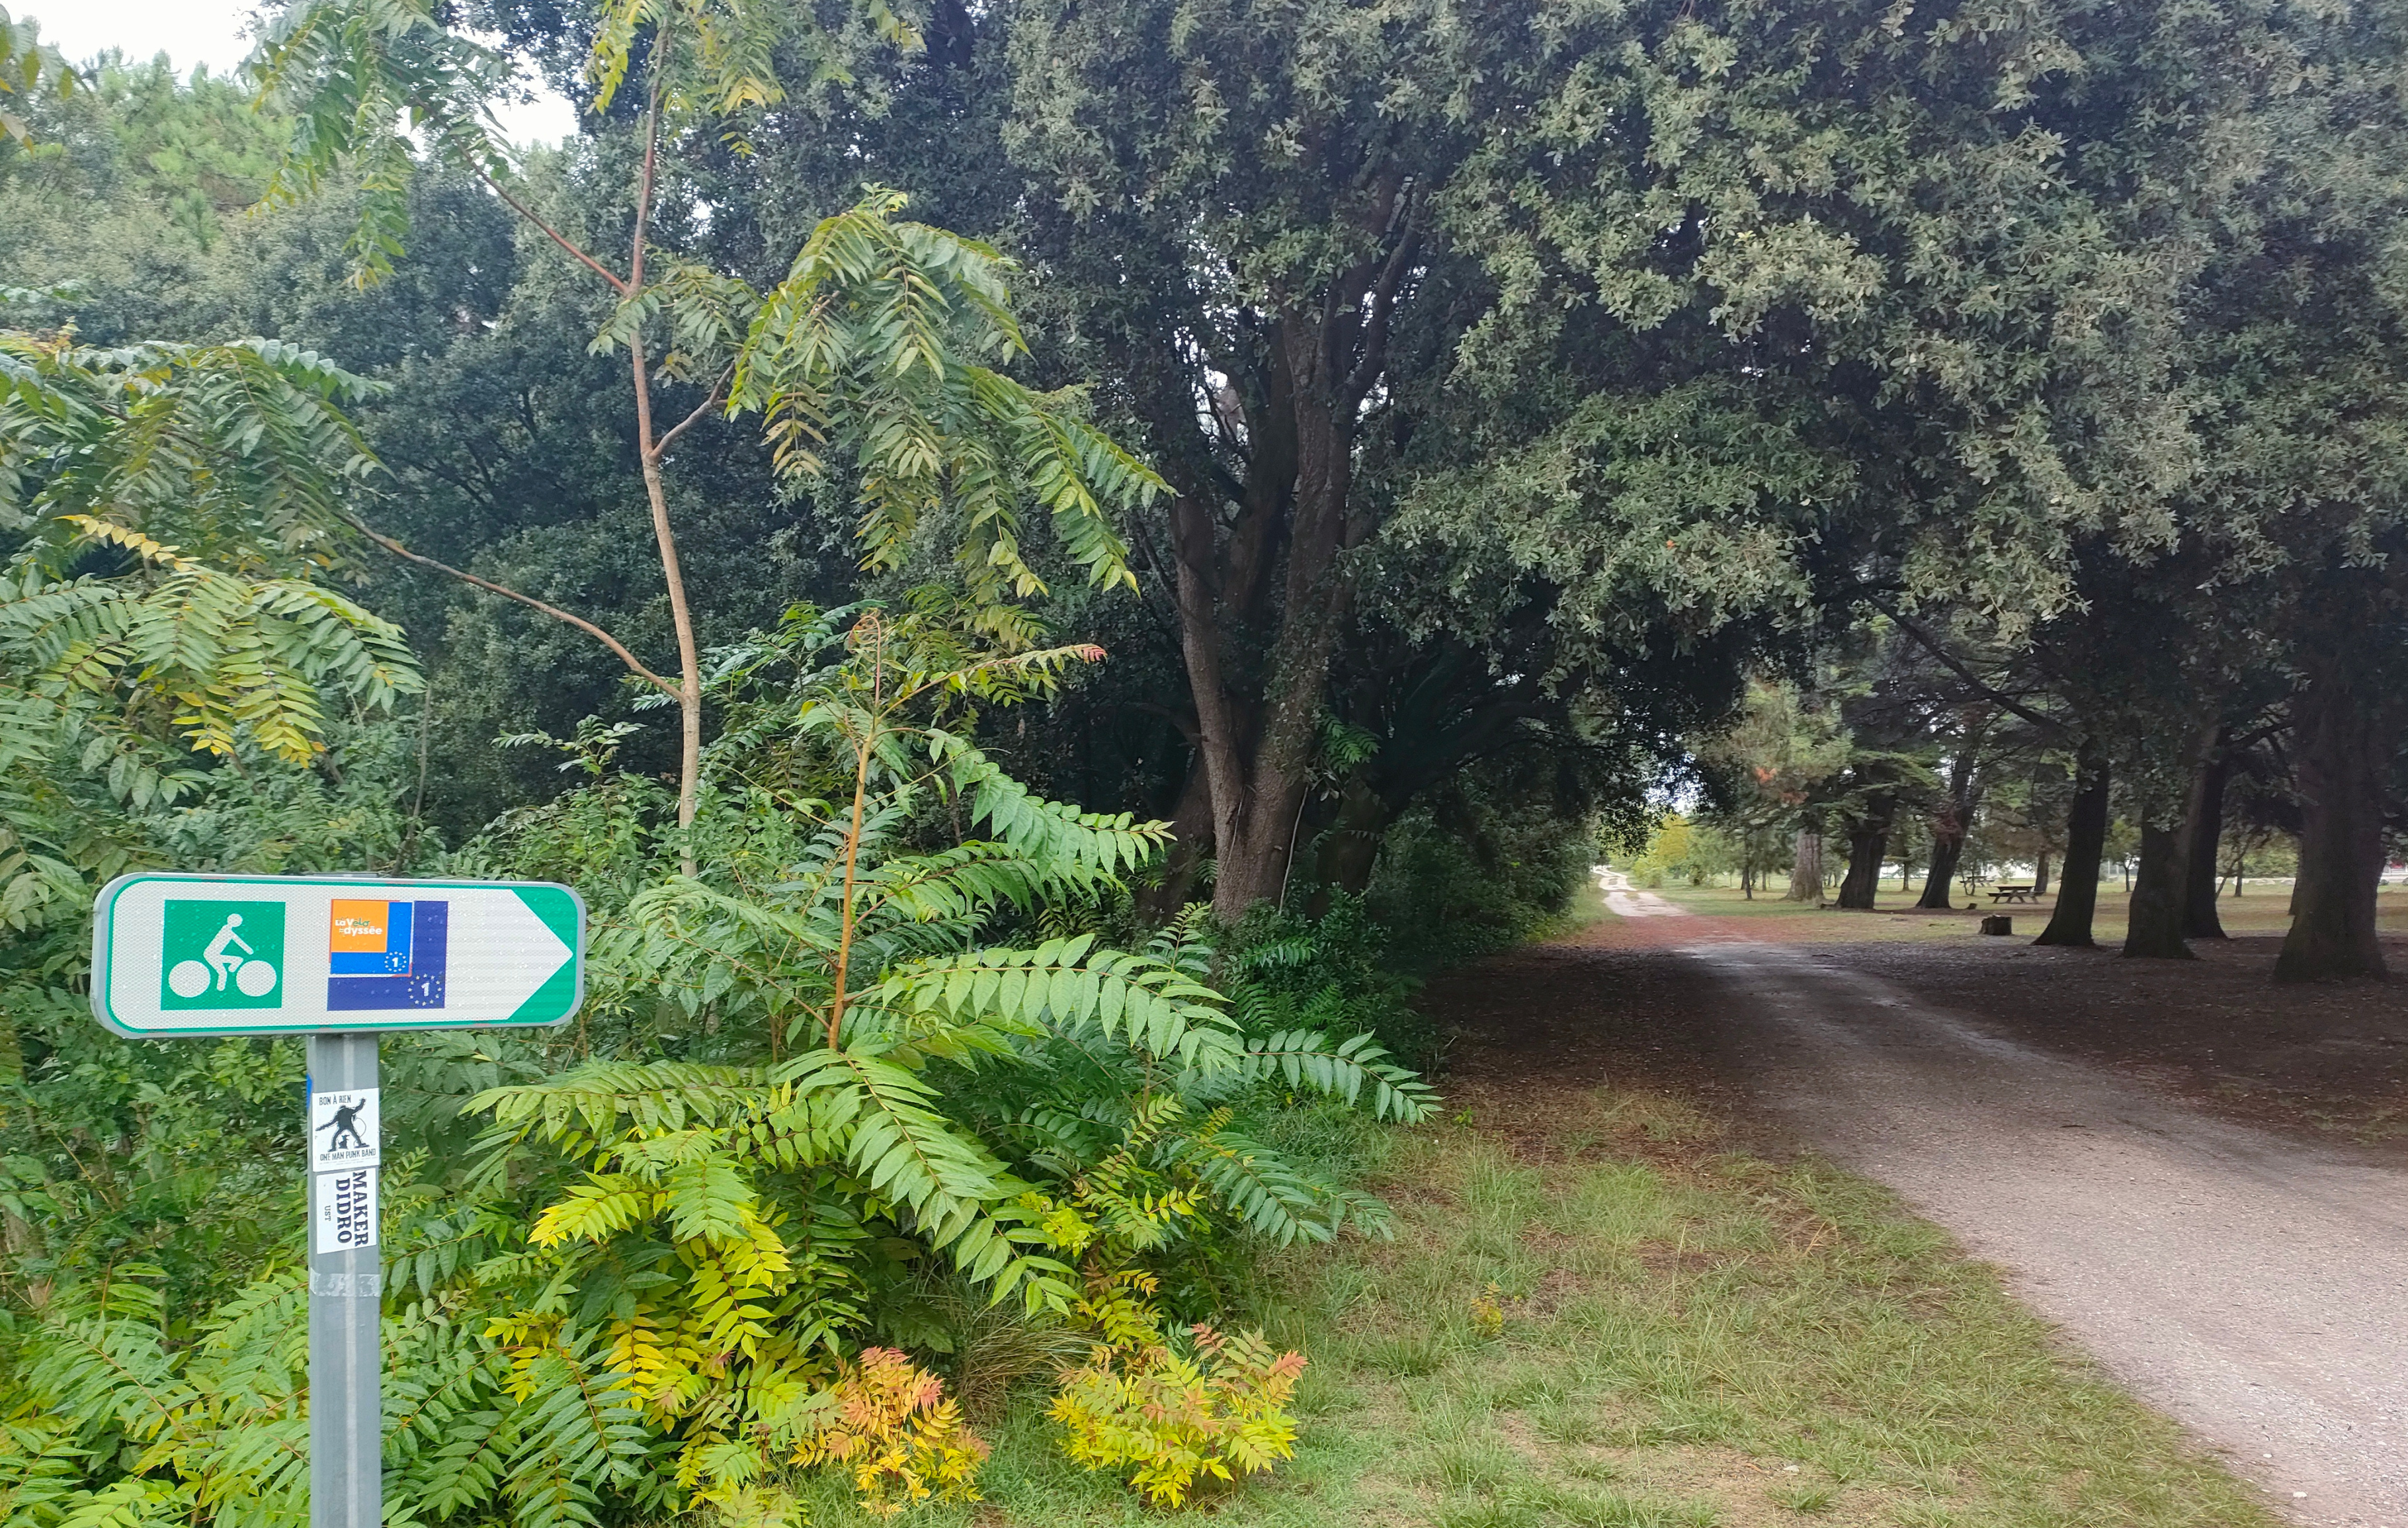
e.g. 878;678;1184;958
0;334;418;787
1628;813;1744;888
0;605;1433;1528
1049;1324;1308;1507
0;314;444;1337
786;1348;990;1517
1470;1279;1507;1339
1366;790;1595;969
1226;894;1436;1072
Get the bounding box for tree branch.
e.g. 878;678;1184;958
2226;710;2290;752
1126;700;1202;745
474;169;628;296
1343;190;1419;407
1171;493;1249;857
1874;599;2065;736
1118;503;1188;640
630;64;660;295
648;364;733;460
342;515;679;697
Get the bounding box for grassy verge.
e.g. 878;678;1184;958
799;1087;2279;1527
1640;879;2408;945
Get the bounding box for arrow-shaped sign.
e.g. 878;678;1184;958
91;874;585;1037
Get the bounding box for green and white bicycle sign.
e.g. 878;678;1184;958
161;900;287;1007
92;874;585;1037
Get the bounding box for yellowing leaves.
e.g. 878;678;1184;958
1050;1325;1306;1507
790;1348;989;1517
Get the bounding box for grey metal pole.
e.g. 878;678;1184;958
306;1033;381;1528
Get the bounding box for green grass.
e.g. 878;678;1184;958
1634;878;2408;945
792;1090;2282;1527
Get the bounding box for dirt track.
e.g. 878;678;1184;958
1446;874;2408;1527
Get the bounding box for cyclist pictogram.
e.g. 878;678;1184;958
159;900;285;1010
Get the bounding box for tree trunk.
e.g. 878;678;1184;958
2033;851;2051;897
362;81;710;876
622;91;704;876
1165;195;1417;923
1138;762;1217;919
2122;821;2194;960
1216;372;1352;917
1170;474;1293;923
1916;833;1962;910
2182;743;2233;940
1307;777;1395;912
2035;753;2110;947
1785;831;1823;902
1836;796;1894;910
632;380;703;868
2275;665;2396;982
1917;750;1979;910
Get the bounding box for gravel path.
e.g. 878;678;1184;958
1654;912;2408;1527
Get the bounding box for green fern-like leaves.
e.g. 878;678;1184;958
251;0;515;288
500;1331;649;1528
872;937;1244;1069
0;330;420;795
1236;1029;1437;1123
730;193;1162;611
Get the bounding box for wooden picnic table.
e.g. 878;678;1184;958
1987;884;2038;904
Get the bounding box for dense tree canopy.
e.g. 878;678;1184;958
1;0;2405;1517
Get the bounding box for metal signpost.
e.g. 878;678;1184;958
90;874;586;1528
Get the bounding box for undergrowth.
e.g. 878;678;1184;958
780;1083;2285;1526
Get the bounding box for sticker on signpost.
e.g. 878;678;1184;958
315;1167;378;1254
310;1087;379;1172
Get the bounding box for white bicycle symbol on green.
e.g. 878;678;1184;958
167;912;278;999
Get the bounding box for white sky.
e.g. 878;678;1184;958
24;0;581;146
